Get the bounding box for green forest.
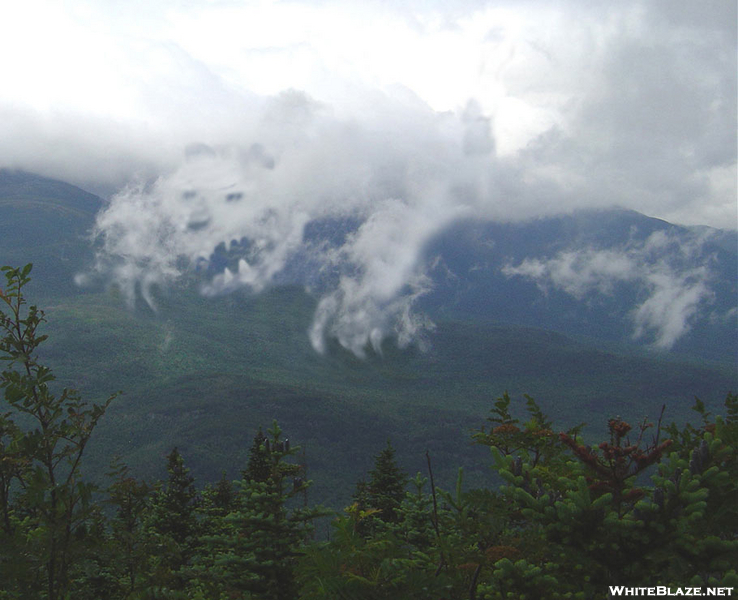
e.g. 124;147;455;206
1;264;736;600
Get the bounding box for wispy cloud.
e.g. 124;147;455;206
502;231;717;349
82;91;476;354
4;0;735;354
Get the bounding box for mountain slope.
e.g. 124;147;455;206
0;169;101;296
1;173;735;507
420;209;737;363
38;283;736;506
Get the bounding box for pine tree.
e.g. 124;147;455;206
106;459;150;597
196;422;323;600
366;440;408;524
202;471;236;518
150;448;199;546
243;427;271;484
145;447;200;591
67;460;151;600
476;397;738;597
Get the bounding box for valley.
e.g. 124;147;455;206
1;169;736;507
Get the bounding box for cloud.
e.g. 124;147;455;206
83;90;477;354
1;1;734;225
308;197;447;355
2;0;735;353
630;269;711;349
502;231;717;349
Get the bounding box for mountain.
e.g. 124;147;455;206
0;169;101;296
420;209;738;363
38;283;736;506
0;171;735;506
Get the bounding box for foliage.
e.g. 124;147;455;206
350;440;409;537
1;264;736;599
104;458;152;597
143;447;201;593
299;392;738;599
191;422;326;600
0;264;116;600
365;441;408;524
242;427;271;484
477;393;738;597
38;282;736;509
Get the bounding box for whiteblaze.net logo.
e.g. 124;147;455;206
609;587;734;597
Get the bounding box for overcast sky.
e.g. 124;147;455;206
1;0;735;227
2;0;736;354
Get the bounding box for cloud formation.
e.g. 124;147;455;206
83;90;479;354
2;0;735;353
1;0;734;223
502;231;717;349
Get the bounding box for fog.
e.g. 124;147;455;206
2;0;735;353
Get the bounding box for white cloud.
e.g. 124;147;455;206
1;0;735;353
1;0;734;227
502;231;718;349
84;90;473;354
308;196;452;355
631;268;711;349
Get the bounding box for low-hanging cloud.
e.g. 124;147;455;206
1;0;734;223
2;0;735;355
82;90;486;355
308;197;448;356
502;231;718;349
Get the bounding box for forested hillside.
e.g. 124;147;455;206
2;0;736;596
1;265;736;598
0;170;735;507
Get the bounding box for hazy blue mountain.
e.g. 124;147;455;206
3;169;733;365
419;210;737;363
0;169;101;296
271;207;737;364
1;169;734;370
0;171;735;506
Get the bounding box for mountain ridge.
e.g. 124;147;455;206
0;172;735;505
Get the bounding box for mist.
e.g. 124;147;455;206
2;0;736;354
502;230;721;349
80;90;493;354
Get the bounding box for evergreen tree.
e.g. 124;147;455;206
243;427;271;484
195;422;324;600
346;441;409;539
145;447;200;591
150;448;199;546
201;471;237;518
105;459;151;597
475;395;738;597
350;479;370;513
302;395;738;599
366;441;408;524
66;460;151;600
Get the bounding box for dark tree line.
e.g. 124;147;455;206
1;265;737;599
